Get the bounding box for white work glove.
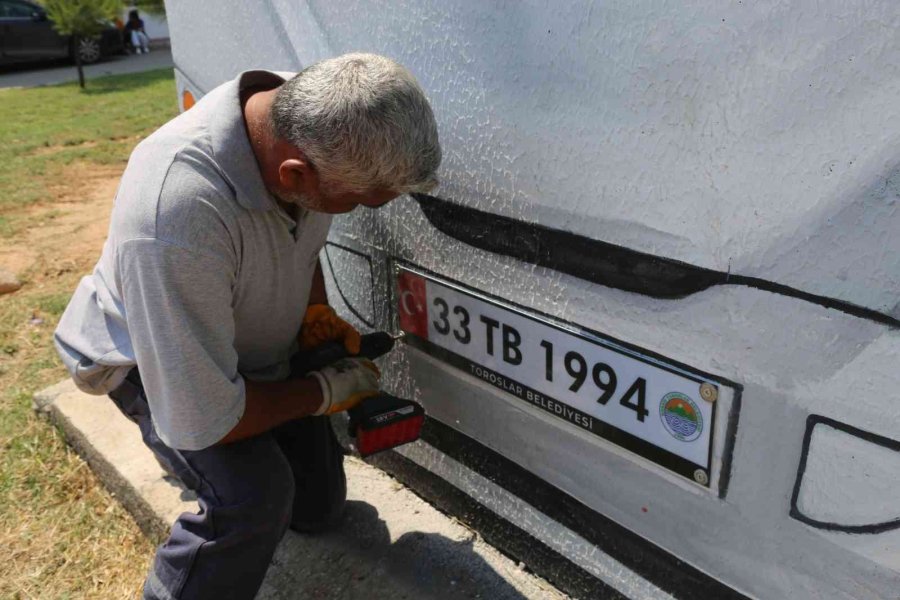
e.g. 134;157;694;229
309;358;381;416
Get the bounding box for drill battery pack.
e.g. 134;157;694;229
293;331;425;457
347;393;425;457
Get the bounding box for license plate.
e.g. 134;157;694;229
396;265;731;486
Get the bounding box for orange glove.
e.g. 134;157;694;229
299;304;361;354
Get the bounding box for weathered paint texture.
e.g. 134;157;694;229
169;0;900;315
165;2;900;598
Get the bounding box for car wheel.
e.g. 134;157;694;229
76;37;102;64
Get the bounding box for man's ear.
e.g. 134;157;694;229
278;157;319;196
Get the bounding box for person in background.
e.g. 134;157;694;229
124;9;150;54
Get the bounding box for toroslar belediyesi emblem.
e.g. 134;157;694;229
660;392;703;442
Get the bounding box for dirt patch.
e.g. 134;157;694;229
0;162;120;282
28;135;142;158
29;140;99;157
0;159;154;599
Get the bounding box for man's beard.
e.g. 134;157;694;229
276;190;326;212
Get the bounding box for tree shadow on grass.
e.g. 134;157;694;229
78;68;174;96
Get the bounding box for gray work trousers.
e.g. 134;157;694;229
108;369;347;600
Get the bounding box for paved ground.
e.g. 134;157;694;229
0;48;173;89
34;379;568;600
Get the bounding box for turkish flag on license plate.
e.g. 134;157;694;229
397;270;429;339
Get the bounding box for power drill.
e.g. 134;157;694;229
291;332;424;457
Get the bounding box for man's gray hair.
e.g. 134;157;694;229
271;53;441;195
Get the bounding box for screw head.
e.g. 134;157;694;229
693;469;709;485
699;383;718;403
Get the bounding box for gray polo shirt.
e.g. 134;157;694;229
54;70;332;451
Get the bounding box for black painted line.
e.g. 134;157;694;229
707;386;718;494
717;385;742;499
790;415;900;534
323;242;376;328
411;193;900;329
413;417;749;600
325;241;379;324
728;274;900;329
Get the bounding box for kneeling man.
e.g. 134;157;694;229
54;53;441;600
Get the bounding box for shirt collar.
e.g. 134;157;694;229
207;70;291;212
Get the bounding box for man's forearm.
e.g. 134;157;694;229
217;377;323;445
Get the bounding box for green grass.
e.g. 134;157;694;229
0;68;178;599
0;68;177;219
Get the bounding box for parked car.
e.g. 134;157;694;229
0;0;123;66
164;2;900;599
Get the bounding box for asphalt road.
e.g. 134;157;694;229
0;47;174;89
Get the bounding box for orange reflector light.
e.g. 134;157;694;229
182;90;195;110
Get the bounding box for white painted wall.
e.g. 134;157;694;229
167;0;900;315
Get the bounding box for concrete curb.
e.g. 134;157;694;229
33;380;186;542
34;379;567;599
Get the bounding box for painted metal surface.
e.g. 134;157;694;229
164;1;900;598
